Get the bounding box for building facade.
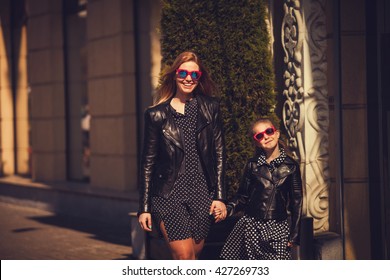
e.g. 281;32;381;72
0;0;388;259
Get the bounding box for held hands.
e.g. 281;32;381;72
138;213;153;232
209;200;227;223
139;201;227;231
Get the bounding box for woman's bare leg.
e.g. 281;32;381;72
193;239;205;259
160;222;204;260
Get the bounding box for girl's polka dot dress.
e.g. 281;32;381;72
220;149;291;260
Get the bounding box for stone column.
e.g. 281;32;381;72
338;0;370;260
27;0;66;181
0;0;15;176
15;26;30;175
87;0;137;191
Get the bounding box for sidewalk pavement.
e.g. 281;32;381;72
0;201;136;260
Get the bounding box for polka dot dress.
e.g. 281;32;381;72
220;215;291;260
257;148;287;173
151;98;213;242
220;148;291;260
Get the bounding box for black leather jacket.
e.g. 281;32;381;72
227;155;303;244
138;94;226;214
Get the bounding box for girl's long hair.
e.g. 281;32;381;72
153;51;218;106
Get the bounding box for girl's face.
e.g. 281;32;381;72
252;121;280;152
175;61;200;96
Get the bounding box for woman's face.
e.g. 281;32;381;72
252;121;280;152
175;61;200;96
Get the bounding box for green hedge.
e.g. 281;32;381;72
160;0;277;196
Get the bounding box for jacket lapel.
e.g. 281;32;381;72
161;105;184;150
196;95;211;133
272;163;296;181
257;165;273;182
197;111;209;133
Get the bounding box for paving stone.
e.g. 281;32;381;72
0;201;135;260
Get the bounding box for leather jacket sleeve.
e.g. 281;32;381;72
212;101;226;201
288;163;303;245
138;109;159;215
226;161;251;216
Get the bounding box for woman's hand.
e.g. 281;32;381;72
138;213;153;232
209;200;227;223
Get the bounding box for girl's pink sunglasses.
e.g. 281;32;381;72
253;126;276;142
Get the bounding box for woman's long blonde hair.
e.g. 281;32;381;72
153;51;217;106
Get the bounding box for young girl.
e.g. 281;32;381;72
218;118;303;260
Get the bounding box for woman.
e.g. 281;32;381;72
138;51;227;260
217;118;303;260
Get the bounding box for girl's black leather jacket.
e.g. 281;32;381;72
227;155;303;245
138;94;226;215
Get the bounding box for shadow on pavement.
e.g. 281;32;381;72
28;214;132;247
